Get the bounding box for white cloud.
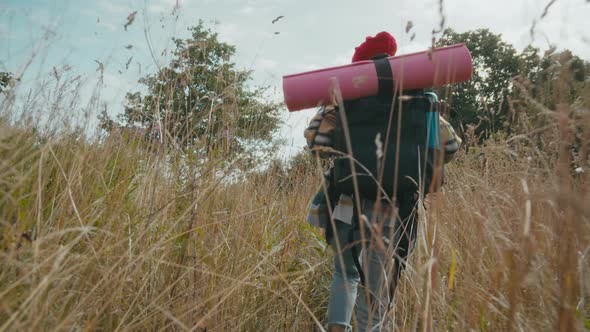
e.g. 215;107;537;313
147;4;165;14
147;0;188;14
216;23;241;44
286;63;321;73
99;0;133;14
331;54;352;67
98;20;118;32
237;2;276;16
255;57;278;71
440;0;590;58
239;6;255;15
103;71;137;100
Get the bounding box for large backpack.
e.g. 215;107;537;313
331;90;443;201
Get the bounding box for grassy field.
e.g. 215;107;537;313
1;94;589;331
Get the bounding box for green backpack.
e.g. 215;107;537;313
331;90;442;201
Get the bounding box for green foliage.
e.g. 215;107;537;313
524;48;588;109
436;29;520;138
513;47;590;164
436;29;589;144
104;21;281;158
0;72;13;93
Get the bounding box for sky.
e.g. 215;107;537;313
1;0;589;157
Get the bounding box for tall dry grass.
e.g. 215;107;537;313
395;121;590;331
2;82;589;331
0;108;333;330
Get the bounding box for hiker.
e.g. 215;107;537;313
304;32;462;332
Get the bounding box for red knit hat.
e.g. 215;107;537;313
351;31;397;63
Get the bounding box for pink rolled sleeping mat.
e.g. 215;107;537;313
283;44;473;112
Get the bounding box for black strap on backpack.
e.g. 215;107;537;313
324;173;339;246
373;55;394;100
349;206;365;285
335;56;394;305
332;55;429;305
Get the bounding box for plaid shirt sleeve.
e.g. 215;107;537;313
303;105;337;158
306;190;329;228
439;115;462;163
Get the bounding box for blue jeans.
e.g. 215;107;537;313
326;220;394;332
326;204;418;332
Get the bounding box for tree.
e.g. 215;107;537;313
435;29;520;138
513;47;589;159
528;48;588;109
104;21;281;158
0;72;13;93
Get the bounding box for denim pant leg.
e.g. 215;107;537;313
327;221;360;329
355;226;395;332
